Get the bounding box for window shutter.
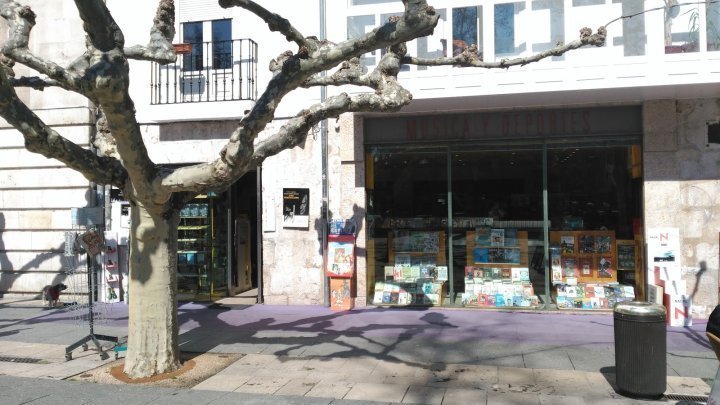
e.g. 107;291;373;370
178;0;231;22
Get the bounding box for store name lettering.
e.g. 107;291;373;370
405;110;592;140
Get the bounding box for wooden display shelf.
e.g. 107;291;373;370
466;230;529;267
549;230;617;284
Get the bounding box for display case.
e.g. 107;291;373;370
372;229;447;306
461;228;540;308
178;199;211;294
549;230;636;310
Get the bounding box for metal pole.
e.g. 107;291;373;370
542;143;550;310
320;0;330;307
256;167;264;304
446;147;454;304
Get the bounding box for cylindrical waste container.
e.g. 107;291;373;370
614;301;666;399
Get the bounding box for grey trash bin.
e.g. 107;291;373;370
614;301;667;399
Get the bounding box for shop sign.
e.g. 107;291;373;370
283;188;309;228
365;106;642;143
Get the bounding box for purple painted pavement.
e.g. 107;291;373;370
34;302;711;353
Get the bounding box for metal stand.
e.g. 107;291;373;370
65;252;118;361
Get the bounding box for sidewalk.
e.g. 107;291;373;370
0;297;715;404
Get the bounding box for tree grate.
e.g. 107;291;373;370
664;393;709;403
0;355;44;364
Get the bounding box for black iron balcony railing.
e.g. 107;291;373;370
151;38;258;104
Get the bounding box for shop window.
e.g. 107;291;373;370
365;139;642;311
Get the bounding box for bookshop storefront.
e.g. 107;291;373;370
365;106;644;310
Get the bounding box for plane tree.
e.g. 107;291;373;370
0;0;605;378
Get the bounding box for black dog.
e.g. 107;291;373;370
41;283;67;308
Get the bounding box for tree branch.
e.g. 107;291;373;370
0;1;80;88
219;0;313;52
405;26;607;68
0;62;128;187
10;76;63;90
256;44;411;163
73;0;124;52
124;0;176;64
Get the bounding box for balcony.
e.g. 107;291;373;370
150;38;258;104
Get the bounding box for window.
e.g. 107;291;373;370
182;19;232;71
183;21;203;71
452;6;482;57
212;19;232;69
494;3;516;54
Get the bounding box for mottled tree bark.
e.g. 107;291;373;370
124;204;181;378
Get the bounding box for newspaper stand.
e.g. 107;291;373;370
327;220;356;311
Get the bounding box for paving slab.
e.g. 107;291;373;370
441;387;487;405
233;375;291;394
273;378;319;396
401;385;445;404
305;380;355;399
344;382;409;403
192;374;250;391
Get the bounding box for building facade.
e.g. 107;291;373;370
1;0;719;321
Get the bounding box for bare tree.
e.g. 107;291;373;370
0;0;605;378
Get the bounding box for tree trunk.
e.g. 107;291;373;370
123;203;181;378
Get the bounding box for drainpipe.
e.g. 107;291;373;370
320;0;330;307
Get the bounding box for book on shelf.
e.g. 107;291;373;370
505;228;517;247
511;268;521;283
491;268;502;280
579;235;595;253
561;257;577;277
410;266;420;279
475;226;491;246
501;268;512;281
595;235;612;254
561;235;575;254
384;266;394;281
436;266;448;281
474;248;490;263
598;256;613;278
580;257;593;276
519;267;530;282
373;291;383;304
473;268;485;280
490;229;505;247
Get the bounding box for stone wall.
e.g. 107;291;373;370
644;99;720;318
0;1;93;296
260;120;324;305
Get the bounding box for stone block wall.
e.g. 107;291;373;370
644;99;720;318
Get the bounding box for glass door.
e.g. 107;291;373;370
450;145;545;309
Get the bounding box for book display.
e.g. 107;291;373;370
177;200;211;294
550;230;635;310
467;228;529;266
372;230;447;306
555;283;635;309
549;230;617;284
462;228;538;308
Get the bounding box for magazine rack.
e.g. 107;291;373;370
64;228;118;361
